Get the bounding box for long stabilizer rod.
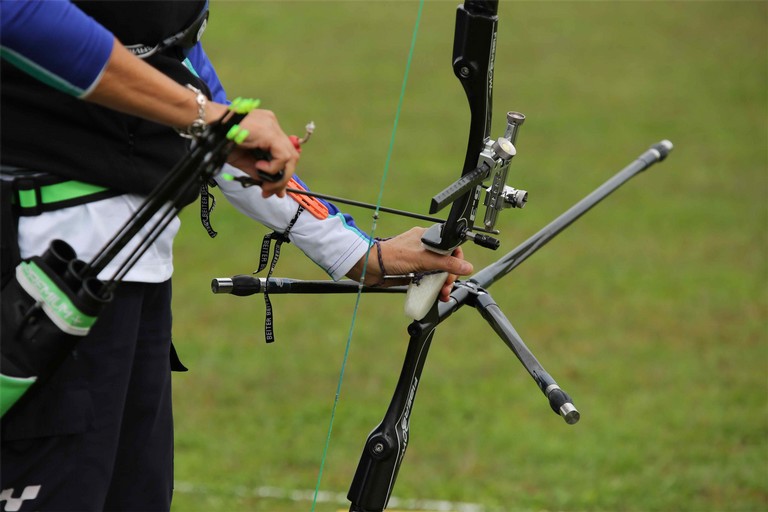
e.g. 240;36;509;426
470;140;673;289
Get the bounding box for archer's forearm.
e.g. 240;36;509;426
86;40;228;130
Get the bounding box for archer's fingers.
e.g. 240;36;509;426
258;157;296;198
437;247;465;301
233;109;299;198
439;274;457;302
257;140;299;198
425;252;473;276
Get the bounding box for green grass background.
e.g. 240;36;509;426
170;1;767;511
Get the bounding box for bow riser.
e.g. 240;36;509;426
424;1;500;252
347;3;502;509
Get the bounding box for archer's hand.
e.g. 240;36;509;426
349;227;474;302
211;105;299;198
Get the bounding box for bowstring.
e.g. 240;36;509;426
310;1;426;509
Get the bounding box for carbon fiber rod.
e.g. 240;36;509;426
469;140;673;290
211;275;406;296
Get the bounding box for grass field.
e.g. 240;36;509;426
169;1;767;511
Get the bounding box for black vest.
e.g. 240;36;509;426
0;1;208;201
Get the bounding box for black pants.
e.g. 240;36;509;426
1;280;175;511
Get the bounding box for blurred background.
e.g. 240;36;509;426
170;1;766;511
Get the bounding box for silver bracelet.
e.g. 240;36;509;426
177;84;207;139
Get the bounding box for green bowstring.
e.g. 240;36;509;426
310;1;426;509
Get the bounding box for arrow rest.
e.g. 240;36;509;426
404;113;526;322
205;2;676;510
415;109;529;320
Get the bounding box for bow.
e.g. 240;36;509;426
339;2;671;509
210;2;674;510
344;3;518;509
217;2;543;509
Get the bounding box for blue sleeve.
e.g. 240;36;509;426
185;43;228;103
0;0;114;97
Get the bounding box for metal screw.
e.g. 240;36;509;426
372;443;385;454
459;66;471;78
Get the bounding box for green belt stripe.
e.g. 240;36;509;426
0;374;37;418
17;181;110;208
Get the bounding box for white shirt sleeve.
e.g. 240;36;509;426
213;165;371;281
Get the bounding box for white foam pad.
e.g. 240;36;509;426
404;271;448;320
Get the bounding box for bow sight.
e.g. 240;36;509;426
425;110;528;252
422;0;524;255
405;0;523;320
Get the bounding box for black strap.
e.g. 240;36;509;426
256;205;304;343
199;181;218;238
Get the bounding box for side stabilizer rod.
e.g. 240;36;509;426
471;290;580;424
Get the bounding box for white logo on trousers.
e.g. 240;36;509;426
0;486;41;511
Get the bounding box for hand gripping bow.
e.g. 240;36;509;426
210;1;674;509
